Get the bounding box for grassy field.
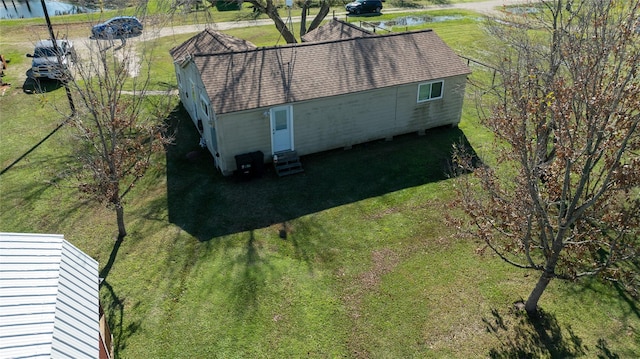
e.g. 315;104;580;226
1;6;639;359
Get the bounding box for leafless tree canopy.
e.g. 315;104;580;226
454;0;640;316
66;13;174;241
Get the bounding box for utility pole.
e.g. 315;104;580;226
40;0;76;115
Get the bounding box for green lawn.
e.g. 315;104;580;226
0;8;638;359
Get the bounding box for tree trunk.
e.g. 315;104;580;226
300;2;308;37
306;2;330;34
266;6;297;43
115;203;127;241
524;271;552;317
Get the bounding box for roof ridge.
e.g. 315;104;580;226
192;28;435;57
203;27;248;52
329;17;374;34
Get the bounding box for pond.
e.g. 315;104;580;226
0;0;98;19
506;6;540;15
369;14;467;29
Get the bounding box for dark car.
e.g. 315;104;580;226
91;16;143;40
345;0;382;15
26;39;75;80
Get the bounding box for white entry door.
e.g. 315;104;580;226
270;106;293;153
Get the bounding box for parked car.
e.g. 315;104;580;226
26;39;75;80
91;16;143;40
345;0;382;15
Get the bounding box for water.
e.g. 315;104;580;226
370;15;465;29
506;6;540;15
0;0;96;19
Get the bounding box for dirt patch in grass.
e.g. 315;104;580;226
342;248;401;316
360;248;400;289
341;248;400;358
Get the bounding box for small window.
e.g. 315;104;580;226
200;96;209;117
417;80;444;102
275;111;288;130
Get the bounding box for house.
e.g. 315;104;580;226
170;25;471;176
300;18;374;42
0;232;113;359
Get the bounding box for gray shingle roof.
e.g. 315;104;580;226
301;18;374;42
188;29;470;114
169;28;256;65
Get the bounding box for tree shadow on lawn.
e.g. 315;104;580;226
100;278;142;357
164;104;480;241
559;279;640;357
569;279;640;321
98;234;142;356
228;230;275;317
485;306;623;358
0;153;95;231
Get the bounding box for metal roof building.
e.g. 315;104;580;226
0;232;100;358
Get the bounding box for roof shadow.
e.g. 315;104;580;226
165;104;478;241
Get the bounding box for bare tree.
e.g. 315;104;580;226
66;18;174;241
244;0;332;43
454;0;640;317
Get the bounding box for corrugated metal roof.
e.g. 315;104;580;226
186;29;471;115
0;233;99;359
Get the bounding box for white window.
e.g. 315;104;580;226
417;80;444;102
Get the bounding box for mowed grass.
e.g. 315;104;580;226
1;10;639;358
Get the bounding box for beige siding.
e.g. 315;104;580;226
294;75;467;157
395;75;468;129
216;109;272;174
293;87;397;156
177;62;228;171
212;75;467;175
176;62;202;128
